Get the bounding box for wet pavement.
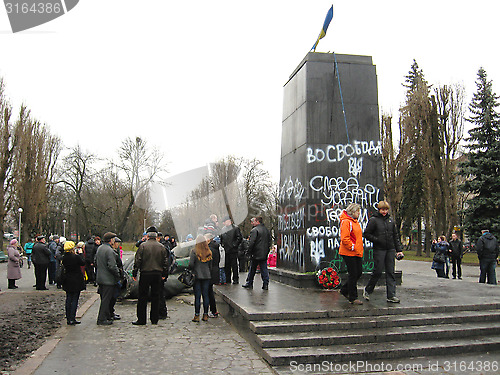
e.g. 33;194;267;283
2;255;500;375
219;259;500;318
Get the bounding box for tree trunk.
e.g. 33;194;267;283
117;190;135;236
416;218;422;257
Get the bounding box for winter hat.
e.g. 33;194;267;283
9;239;17;246
102;232;117;242
76;241;85;248
59;236;67;244
64;241;75;251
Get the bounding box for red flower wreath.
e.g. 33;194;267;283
317;267;340;289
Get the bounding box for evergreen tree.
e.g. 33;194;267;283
459;68;500;238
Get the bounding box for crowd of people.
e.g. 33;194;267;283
431;230;499;284
3;205;497;325
336;200;499;307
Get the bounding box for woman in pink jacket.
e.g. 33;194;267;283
7;239;22;289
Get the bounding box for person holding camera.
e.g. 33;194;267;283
61;241;85;325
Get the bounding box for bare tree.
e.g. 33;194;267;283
55;145;97;237
115;137;166;236
0;78;17;248
13;106;61;241
435;84;465;236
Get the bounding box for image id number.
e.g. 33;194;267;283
5;3;62;14
443;361;498;372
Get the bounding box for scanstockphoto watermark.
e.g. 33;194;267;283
289;360;499;373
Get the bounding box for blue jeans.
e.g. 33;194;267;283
246;259;269;286
65;291;80;322
193;279;210;315
444;256;450;277
219;268;226;284
479;259;497;285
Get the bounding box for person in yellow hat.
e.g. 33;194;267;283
61;241;86;325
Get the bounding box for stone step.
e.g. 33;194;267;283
257;321;500;348
263;335;500;366
244;302;500;321
250;309;500;334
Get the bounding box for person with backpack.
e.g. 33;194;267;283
431;236;450;278
24;238;34;269
476;229;499;285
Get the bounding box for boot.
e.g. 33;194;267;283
192;314;200;323
202;313;209;321
8;279;17;289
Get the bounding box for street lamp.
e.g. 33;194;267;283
18;208;23;243
62;219;66;238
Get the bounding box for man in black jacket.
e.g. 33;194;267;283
363;201;404;303
32;235;51;290
220;216;243;284
476;229;499;285
242;217;272;290
449;232;464;279
132;226;169;325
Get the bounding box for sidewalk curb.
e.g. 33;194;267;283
12;292;99;375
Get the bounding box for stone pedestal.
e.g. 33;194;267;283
278;52;383;274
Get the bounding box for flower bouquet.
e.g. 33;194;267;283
317;267;341;289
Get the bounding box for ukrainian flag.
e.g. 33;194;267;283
311;5;334;52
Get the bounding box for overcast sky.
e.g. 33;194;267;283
0;0;498;182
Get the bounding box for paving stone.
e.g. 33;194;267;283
31;294;275;375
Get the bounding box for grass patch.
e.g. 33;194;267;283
403;249;479;265
121;242;137;252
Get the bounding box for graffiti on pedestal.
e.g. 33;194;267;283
278;139;382;272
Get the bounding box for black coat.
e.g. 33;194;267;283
208;240;220;284
32;242;51;265
62;252;86;293
363;212;401;252
220;225;243;254
247;223;272;261
476;233;499;260
449;239;464;259
85;239;97;262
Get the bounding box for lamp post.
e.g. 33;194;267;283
18;208;23;243
63;219;66;238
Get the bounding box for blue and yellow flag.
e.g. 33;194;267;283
311;5;334;52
